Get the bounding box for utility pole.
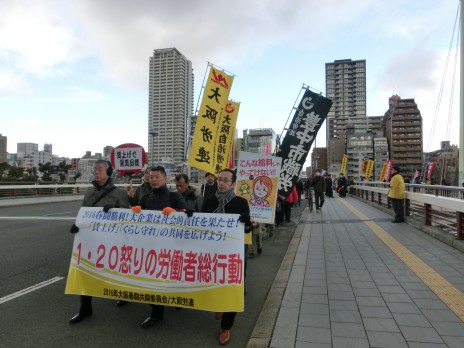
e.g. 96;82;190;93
459;0;464;186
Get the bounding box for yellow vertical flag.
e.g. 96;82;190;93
188;66;234;173
361;159;369;176
365;160;375;180
340;154;348;175
222;101;240;170
379;162;388;182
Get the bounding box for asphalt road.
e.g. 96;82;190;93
0;201;304;348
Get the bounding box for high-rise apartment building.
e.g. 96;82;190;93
382;95;423;178
325;59;366;171
148;48;194;168
0;134;6;164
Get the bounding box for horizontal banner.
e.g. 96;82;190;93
65;207;245;312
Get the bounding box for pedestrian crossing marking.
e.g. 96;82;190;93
339;198;464;322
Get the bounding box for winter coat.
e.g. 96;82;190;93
140;185;187;211
285;186;298;203
312;175;326;193
82;178;130;208
388;173;405;199
180;185;204;212
129;182;152;206
202;195;252;233
201;182;218;198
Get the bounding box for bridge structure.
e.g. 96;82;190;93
1;183;464;347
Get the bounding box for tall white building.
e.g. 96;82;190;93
148;48;194;168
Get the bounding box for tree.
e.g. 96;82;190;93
0;162;10;180
7;166;25;180
58;160;71;174
38;162;53;181
25;167;39;181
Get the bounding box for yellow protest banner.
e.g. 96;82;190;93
379;161;388;182
188;66;234;174
220;100;240;172
365;160;375;180
65;207;245;312
361;159;369;176
340;154;348;175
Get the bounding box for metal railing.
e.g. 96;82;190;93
0;183;177;199
351;182;464;240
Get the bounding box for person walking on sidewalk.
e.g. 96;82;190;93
312;170;325;212
388;166;405;223
296;178;304;207
201;168;253;345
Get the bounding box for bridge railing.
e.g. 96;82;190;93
351;182;464;240
0;183;177;199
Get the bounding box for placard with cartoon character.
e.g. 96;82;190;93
235;151;282;223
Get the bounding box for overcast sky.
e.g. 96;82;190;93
0;0;461;168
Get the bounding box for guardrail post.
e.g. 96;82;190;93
424;203;432;226
370;191;374;202
378;192;381;205
457;212;464;240
405;199;410;216
387;197;391;209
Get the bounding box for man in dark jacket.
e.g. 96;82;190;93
127;166;152;205
338;174;347;197
137;166;187;328
175;173;203;212
312;170;325;212
69;160;130;324
201;172;218;198
201;168;252;346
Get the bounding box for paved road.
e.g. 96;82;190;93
0;201;305;347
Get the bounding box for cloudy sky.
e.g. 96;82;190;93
0;0;461;168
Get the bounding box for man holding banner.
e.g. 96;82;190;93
201;168;252;346
69;160;131;324
138;166;188;328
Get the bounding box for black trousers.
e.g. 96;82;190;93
149;304;164;318
391;198;404;221
315;191;324;210
284;202;292;222
221;312;237;330
80;295;92;310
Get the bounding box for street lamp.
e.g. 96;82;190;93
149;128;158;166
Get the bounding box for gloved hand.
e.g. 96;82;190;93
185;209;194;217
132;206;142;213
103;204;114;213
70;224;79;234
239;213;251;226
162;207;176;215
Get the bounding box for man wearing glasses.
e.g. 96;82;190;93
201;168;253;346
68;160;130;324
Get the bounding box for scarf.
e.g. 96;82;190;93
214;189;236;213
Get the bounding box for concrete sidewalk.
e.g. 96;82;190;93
254;196;464;348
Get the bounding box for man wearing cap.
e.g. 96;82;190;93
388;166;405;223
